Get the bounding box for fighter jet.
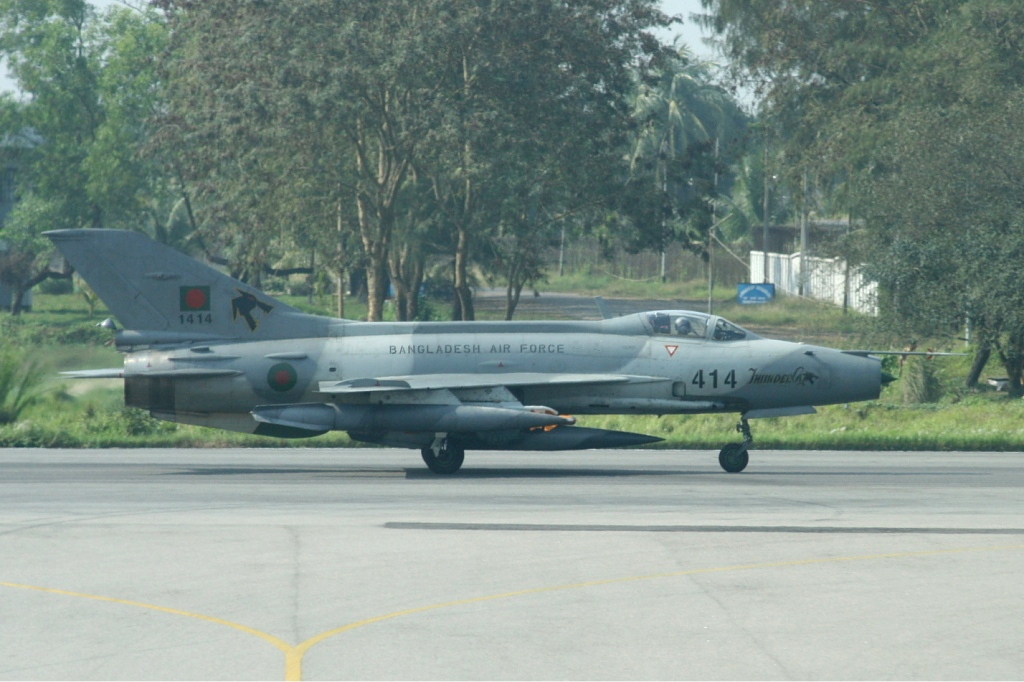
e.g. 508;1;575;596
48;229;895;473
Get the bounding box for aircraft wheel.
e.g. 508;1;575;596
718;443;749;473
421;441;465;474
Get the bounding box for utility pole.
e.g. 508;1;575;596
762;144;770;283
843;212;852;314
708;137;719;315
660;139;669;284
799;169;808;296
558;224;565;277
336;194;345;319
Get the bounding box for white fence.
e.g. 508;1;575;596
749;251;878;316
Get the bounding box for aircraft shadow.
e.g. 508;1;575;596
166;467;698;479
404;469;988;480
385;521;1024;534
401;467;699;479
165;467;987;479
167;467;392;476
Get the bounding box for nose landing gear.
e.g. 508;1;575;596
421;435;465;474
718;416;753;473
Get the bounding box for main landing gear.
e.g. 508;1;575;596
421;435;465;474
718;416;753;473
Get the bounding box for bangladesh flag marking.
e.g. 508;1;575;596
267;363;298;392
180;286;211;311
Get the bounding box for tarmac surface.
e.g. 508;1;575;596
2;448;1024;680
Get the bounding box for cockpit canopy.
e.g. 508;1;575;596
645;311;757;342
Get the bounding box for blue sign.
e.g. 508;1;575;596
737;283;775;305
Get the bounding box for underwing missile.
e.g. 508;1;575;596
252;403;574;434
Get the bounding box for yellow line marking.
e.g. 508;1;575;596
0;581;293;652
5;542;1024;680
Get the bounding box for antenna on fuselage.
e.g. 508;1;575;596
594;296;612;320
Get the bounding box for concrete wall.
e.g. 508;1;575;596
749;250;877;316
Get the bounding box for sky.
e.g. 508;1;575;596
658;0;719;62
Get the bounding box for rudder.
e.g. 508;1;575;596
46;229;329;340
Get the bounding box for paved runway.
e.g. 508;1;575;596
2;448;1024;680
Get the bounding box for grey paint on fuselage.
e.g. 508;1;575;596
125;319;879;419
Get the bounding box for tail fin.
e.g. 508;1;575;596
46;229;330;341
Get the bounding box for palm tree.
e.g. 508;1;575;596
628;44;741;278
630;44;734;182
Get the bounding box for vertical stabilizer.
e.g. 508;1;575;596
45;229;329;340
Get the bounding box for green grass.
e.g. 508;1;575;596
0;384;356;448
579;395;1024;451
276;293;370;320
4;387;1020;450
541;270;735;301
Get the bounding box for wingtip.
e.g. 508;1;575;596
43;229;78;241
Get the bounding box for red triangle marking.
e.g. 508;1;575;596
665;345;678;357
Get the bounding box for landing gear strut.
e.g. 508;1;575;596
718;416;752;473
420;436;465;474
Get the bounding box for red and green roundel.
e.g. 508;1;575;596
267;363;298;392
179;285;210;311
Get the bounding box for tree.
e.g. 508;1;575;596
861;1;1024;390
0;194;67;312
0;0;98;312
388;171;436;321
619;45;745;269
703;0;1024;387
630;45;737;167
162;0;451;320
866;103;1024;391
0;1;179;313
161;0;674;322
420;0;675;319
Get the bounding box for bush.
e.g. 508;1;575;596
37;277;73;295
902;356;942;404
82;406;177;437
0;351;46;424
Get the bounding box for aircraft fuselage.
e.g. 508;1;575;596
48;228;888;473
123;318;881;427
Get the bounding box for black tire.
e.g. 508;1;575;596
718;443;749;473
420;441;465;474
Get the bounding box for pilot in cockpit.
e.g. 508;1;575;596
673;317;693;336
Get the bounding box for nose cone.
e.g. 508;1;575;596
831;351;884;403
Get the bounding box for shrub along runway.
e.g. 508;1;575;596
2;448;1023;680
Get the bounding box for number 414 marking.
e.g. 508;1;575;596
692;369;737;389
